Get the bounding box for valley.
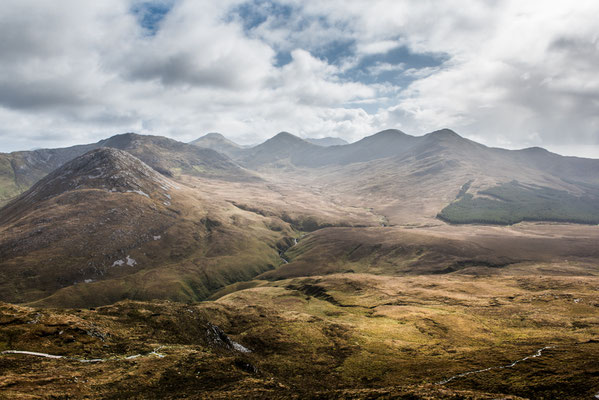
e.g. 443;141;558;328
0;129;598;399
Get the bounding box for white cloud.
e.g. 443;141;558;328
366;62;405;76
357;40;400;55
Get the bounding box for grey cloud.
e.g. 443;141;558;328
0;0;598;157
0;80;93;111
125;52;254;89
549;36;599;61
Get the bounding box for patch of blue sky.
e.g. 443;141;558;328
275;51;292;67
229;0;293;31
343;45;448;87
311;39;356;65
131;1;175;35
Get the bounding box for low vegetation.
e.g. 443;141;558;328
1;271;598;399
438;181;599;225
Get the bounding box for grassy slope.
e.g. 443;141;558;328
1;271;597;399
438;181;599;225
0;181;297;307
258;224;599;281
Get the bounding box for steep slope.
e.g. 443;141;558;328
98;133;257;181
0;133;257;205
0;143;97;205
0;148;174;225
0;149;291;307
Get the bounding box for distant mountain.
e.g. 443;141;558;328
236;128;599;184
0;133;257;205
305;137;349;146
190;132;245;158
2;128;599;227
227;128;599;225
233;129;419;168
237;132;320;169
316;128;418;166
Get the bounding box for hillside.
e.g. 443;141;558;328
234;128;599;226
438;180;599;225
0;148;174;225
0;149;291;306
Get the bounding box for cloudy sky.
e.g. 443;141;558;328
1;0;598;157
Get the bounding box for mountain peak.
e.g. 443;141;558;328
357;129;411;144
521;146;550;153
260;131;314;148
190;132;245;160
191;132;242;149
426;128;461;138
422;129;474;148
270;131;303;142
357;129;411;145
203;132;226;139
7;148;172;207
374;129;408;136
98;132;143;148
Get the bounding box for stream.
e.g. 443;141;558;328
279;237;299;264
1;346;166;363
436;346;554;385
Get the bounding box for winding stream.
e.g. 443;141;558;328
436;346;554;385
1;346;166;363
278;237;299;264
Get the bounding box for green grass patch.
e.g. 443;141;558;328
438;181;599;225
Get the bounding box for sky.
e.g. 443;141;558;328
0;0;598;157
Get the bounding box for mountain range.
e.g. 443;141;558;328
1;128;599;399
1;127;598;306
